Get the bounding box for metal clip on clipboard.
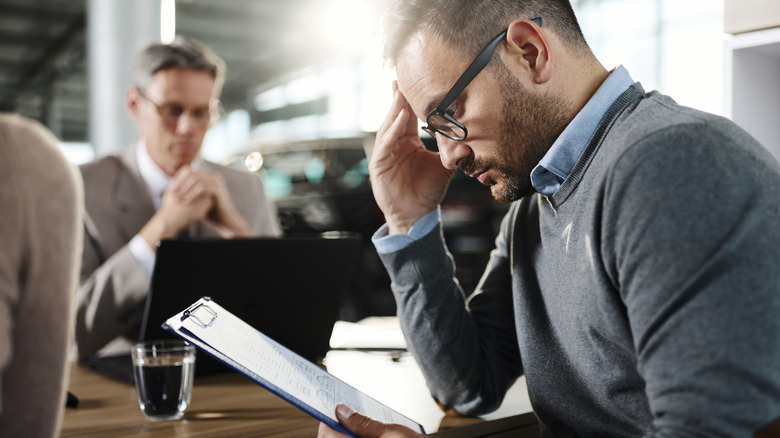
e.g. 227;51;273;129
163;297;425;436
181;298;218;328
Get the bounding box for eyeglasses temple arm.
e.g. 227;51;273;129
435;17;542;112
436;30;508;111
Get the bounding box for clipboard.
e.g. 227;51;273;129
163;297;426;437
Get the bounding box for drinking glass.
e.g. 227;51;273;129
131;340;196;421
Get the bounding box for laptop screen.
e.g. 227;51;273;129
141;234;362;375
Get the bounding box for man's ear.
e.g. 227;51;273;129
125;87;140;122
502;18;551;84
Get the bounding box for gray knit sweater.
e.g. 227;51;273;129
379;85;780;437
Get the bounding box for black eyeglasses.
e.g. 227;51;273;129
136;87;222;127
422;17;542;141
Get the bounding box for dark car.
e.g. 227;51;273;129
232;134;509;321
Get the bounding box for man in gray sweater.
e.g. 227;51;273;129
319;0;780;437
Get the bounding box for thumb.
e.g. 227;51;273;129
335;404;385;437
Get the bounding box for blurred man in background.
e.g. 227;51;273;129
76;36;280;359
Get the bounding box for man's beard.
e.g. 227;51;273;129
462;63;570;203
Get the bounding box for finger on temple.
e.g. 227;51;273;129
384;106;411;147
378;88;407;135
403;103;420;136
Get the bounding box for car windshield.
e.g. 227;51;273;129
261;148;369;200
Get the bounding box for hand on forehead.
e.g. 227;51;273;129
394;30;472;122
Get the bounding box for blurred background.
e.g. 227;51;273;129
0;0;728;320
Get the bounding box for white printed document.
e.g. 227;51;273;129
163;297;425;437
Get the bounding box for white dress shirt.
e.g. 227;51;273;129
127;141;176;277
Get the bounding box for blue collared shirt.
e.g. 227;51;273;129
530;65;635;195
373;66;636;254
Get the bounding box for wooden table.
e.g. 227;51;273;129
62;350;535;437
62;363;318;437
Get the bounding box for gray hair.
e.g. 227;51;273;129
131;36;226;96
382;0;589;67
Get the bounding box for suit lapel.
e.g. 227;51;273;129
113;144;156;240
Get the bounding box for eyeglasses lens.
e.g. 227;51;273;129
428;112;466;140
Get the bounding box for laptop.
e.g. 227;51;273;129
80;233;362;383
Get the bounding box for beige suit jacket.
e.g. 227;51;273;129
76;144;281;357
0;114;83;437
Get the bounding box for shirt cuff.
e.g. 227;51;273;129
128;234;156;278
372;207;440;254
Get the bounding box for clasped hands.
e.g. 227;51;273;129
139;165;250;249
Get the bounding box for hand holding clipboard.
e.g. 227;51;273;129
163;297;425;437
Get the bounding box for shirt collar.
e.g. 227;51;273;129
530;65;635;196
